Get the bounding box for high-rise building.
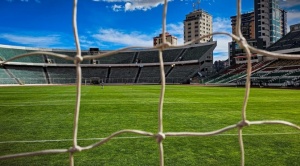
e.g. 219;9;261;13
228;0;287;65
231;12;256;40
254;0;287;48
184;9;213;44
153;32;177;46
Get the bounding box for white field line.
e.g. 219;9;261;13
1;132;299;144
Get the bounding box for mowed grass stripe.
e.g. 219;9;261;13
0;85;299;166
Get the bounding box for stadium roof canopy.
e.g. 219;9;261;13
267;29;300;54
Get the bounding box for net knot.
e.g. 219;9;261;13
237;36;248;49
74;56;83;64
156;132;166;143
237;120;250;128
69;145;83;153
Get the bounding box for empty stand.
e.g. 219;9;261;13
5;65;47;84
181;44;213;61
0;44;216;85
137;66;171;83
137;50;160;63
47;51;76;64
82;67;108;79
97;52;135;64
167;64;200;83
108;67;139;83
0;67;17;84
47;67;77;84
0;47;44;63
267;30;300;51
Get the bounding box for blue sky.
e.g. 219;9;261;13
0;0;299;61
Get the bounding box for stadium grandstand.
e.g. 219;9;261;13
0;41;216;85
204;23;300;87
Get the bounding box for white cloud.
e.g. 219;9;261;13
79;35;101;49
89;22;183;49
86;17;231;62
287;10;300;26
279;0;300;8
154;22;184;45
112;4;122;11
6;0;41;2
167;22;184;36
167;23;184;45
214;52;229;62
92;28;152;47
213;17;232;33
99;0;173;11
0;34;61;48
212;17;232;61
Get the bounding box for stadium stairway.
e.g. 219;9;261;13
2;66;22;85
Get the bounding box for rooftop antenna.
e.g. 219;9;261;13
197;0;201;10
193;2;196;11
193;0;201;11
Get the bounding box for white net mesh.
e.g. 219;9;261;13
0;0;300;165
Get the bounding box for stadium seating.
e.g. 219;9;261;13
0;67;17;84
267;29;300;51
0;43;216;85
96;52;135;64
108;67;139;83
181;44;213;61
167;64;200;83
47;67;77;84
5;66;47;84
0;47;45;63
47;51;76;64
205;64;246;83
131;48;185;64
137;66;171;83
82;67;108;79
137;50;160;63
162;48;183;62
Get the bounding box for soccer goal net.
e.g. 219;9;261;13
0;0;299;165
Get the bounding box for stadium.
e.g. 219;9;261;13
0;0;300;166
0;41;216;85
2;27;300;87
205;26;300;87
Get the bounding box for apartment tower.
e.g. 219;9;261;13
229;0;287;65
153;32;177;46
254;0;287;48
184;9;213;44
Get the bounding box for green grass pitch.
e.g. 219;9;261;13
0;85;299;165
